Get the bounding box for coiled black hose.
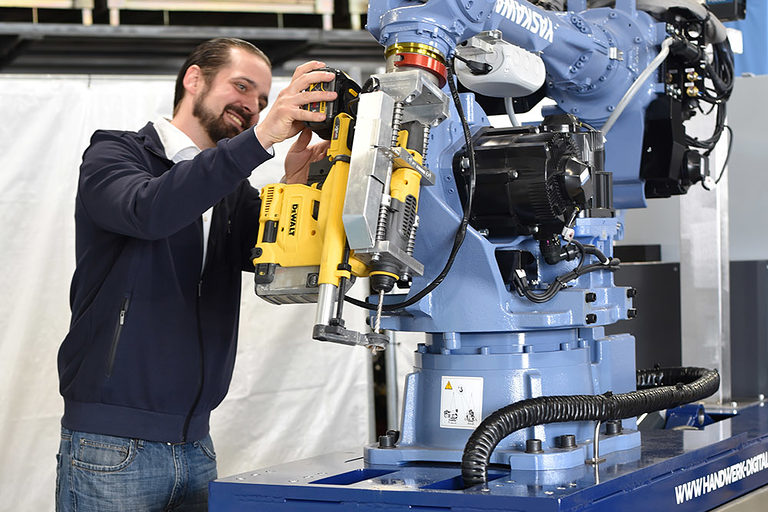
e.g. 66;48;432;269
461;366;719;488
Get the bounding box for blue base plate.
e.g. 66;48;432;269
210;402;768;511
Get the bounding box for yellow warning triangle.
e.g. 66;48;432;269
445;381;452;390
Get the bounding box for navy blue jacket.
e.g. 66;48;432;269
58;122;272;443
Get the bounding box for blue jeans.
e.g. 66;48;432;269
56;427;218;512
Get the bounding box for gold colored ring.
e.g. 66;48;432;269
370;270;400;280
385;43;445;64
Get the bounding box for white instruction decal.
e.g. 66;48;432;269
440;376;483;429
673;451;768;505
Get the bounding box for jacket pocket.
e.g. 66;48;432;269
106;295;131;378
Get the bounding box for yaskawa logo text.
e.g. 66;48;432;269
674;451;768;505
494;0;554;43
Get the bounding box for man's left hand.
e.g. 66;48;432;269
283;128;330;185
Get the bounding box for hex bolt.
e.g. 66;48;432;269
585;292;597;303
378;433;395;448
626;287;637;298
627;308;638;319
555;434;577;449
525;439;543;453
586;313;597;324
605;420;622;435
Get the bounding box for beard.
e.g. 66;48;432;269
192;86;253;143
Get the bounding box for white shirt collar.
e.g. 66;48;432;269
153;116;200;163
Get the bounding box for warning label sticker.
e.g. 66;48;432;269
439;376;483;430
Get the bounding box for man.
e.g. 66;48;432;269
55;38;337;511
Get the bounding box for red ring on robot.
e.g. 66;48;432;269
393;53;447;88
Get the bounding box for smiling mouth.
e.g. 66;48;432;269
225;111;244;128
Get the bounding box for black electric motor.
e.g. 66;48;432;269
453;114;613;239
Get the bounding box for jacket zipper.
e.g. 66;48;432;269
182;210;218;440
106;296;130;378
181;278;206;441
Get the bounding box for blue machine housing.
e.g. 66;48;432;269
365;0;665;468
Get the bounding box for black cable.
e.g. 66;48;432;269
345;59;477;312
684;39;734;154
512;241;618;304
461;366;720;488
453;53;492;75
701;125;733;191
714;125;733;185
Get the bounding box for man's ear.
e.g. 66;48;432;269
182;65;203;96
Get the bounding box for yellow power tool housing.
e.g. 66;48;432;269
252;114;367;305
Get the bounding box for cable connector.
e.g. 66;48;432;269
453;54;492;75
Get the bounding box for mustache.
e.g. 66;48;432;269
225;104;253;127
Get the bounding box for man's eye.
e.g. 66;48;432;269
236;83;247;91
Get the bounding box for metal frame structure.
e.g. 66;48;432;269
105;0;335;29
210;402;768;511
0;22;383;74
0;0;93;24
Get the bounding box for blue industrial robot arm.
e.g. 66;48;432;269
367;0;729;207
347;0;733;472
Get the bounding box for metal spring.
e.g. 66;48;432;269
375;200;390;242
405;217;419;255
391;102;404;147
399;216;420;285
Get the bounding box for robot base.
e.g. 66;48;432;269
210;403;768;511
365;429;641;470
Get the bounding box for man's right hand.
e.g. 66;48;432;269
255;61;338;150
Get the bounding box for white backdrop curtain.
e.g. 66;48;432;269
0;74;372;511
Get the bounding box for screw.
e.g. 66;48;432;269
626;287;637;298
586;313;598;324
585;292;597;303
627;308;638;319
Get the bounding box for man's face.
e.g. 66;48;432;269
192;48;272;143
